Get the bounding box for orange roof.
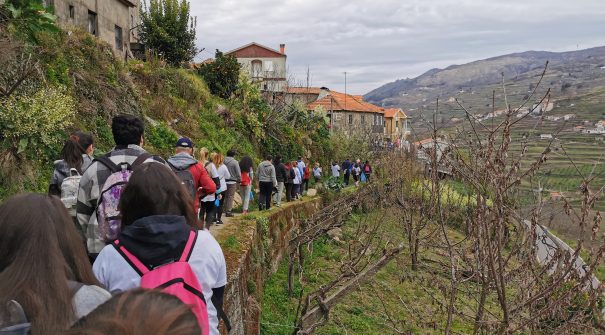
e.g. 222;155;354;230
286;87;322;94
307;90;383;114
414;138;434;146
381;108;408;118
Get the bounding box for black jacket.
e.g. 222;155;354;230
275;163;287;182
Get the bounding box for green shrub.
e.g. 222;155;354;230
147;122;178;153
197;50;240;99
0;86;75;156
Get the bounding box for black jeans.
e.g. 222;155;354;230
259;181;273;210
200;200;216;229
302;179;309;192
285;182;293;202
215;194;225;223
344;171;350;185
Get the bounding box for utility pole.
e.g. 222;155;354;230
344;71;347;111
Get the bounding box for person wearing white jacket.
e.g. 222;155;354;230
292;160;303;200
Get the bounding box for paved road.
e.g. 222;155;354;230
525;220;601;290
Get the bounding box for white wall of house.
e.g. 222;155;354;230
237;57;287;92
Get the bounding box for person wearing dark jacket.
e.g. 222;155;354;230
273;156;287;207
223;150;241;217
342;158;352;185
93;163;227;335
284;162;294;202
167;138;216;215
49;131;95;197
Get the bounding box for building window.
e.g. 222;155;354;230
115;25;123;50
87;10;98;36
251;60;262;79
361;115;365;124
348;115;353;125
263;60;274;72
69;5;75;19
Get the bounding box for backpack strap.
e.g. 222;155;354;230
132;153;152;168
112;240;150;276
179;231;198;262
94;156;121;174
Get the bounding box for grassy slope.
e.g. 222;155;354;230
261;210;499;334
0;28;330;199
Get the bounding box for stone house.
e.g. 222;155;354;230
225;42;287;92
307;88;385;137
382;108;410;140
284;86;322;105
42;0;139;57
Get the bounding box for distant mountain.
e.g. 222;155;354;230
365;47;605;113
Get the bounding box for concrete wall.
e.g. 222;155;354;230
44;0;138;57
216;198;323;335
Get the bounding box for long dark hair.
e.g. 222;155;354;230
119;163;198;229
67;289;200;335
0;194;98;334
61;131;94;172
239;155;253;173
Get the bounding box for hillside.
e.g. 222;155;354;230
365;47;605;113
0;26;333;199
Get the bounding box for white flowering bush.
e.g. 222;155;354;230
0;86;75;154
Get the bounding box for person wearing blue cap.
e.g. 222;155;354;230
167;137;216;221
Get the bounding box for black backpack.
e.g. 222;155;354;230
168;162;196;199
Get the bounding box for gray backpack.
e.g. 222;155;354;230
60;168;81;217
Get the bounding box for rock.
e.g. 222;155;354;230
327;227;343;242
307;188;317;197
233;191;242;206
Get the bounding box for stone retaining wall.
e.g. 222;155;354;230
215;198;323;335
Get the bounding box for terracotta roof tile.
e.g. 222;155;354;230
381;108;408;118
307;91;384;114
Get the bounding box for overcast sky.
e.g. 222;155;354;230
190;0;605;95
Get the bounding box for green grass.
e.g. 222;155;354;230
221;235;241;252
260;210;498;334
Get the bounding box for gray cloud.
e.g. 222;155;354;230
190;0;605;94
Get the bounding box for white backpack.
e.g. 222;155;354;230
60;168;81;216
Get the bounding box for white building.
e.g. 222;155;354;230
225;42;287;92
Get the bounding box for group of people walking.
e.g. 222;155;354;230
1;115;232;334
330;158;373;186
0;114;330;335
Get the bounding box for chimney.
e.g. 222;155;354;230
279;43;286;55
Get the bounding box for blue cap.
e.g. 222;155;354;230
176;137;193;148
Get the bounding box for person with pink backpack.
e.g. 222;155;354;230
92;163;229;335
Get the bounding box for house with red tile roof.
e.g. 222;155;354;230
307;88;385;137
382;108;410;139
225;42;287;92
284;86;323;105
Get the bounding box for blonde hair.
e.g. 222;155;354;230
212;153;225;166
198;147;209;162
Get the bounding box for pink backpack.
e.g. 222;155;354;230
95;153;151;242
112;231;210;335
